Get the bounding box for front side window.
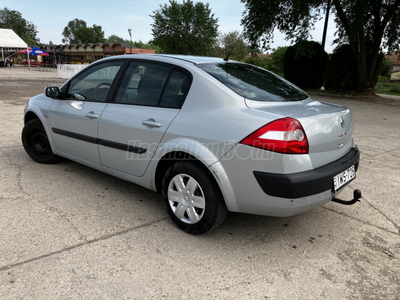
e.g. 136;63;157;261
67;61;124;102
197;62;308;102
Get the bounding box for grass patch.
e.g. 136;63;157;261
374;75;400;96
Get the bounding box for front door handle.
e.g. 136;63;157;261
85;111;99;120
142;119;162;128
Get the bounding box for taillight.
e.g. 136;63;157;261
240;117;309;154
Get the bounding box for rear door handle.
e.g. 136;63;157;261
142;119;162;128
85;111;99;120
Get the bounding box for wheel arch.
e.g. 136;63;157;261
24;111;40;125
151;140;239;212
154;151;205;194
23;108;57;155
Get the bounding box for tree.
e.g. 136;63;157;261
62;19;106;44
0;7;39;45
244;47;287;76
133;40;154;50
106;34;159;52
62;19;85;43
216;30;249;61
106;34;126;44
244;55;270;69
90;24;106;43
241;0;400;93
150;0;219;55
268;46;287;76
325;44;385;91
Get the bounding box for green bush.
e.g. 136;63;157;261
373;76;388;92
283;40;329;89
380;57;393;77
373;76;400;95
268;46;287;77
372;53;386;84
324;44;357;91
244;47;288;77
325;44;386;91
244;56;270;70
389;84;400;94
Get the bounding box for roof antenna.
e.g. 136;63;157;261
224;30;245;61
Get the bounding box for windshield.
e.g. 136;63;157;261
197;62;308;102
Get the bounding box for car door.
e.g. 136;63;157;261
98;61;191;176
49;60;125;164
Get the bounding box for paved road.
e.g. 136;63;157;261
0;67;399;299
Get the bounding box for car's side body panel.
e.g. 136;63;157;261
49;100;108;164
98;104;180;177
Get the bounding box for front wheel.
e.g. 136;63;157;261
21;119;59;164
162;161;227;234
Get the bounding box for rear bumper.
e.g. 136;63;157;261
253;146;360;199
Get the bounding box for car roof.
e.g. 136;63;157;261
157;54;232;64
104;54;236;65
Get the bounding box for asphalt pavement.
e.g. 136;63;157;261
0;65;399;299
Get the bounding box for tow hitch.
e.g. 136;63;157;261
332;189;362;205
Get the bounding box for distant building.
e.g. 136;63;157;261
385;51;400;81
38;42;156;65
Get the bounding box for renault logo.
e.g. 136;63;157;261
340;116;345;128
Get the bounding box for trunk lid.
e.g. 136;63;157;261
245;98;355;169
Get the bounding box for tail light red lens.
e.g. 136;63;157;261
240;117;309;154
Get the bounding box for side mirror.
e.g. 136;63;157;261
45;87;61;99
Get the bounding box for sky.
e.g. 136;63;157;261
2;0;337;53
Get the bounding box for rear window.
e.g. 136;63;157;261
197;62;308;102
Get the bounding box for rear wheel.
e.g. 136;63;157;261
21;119;59;164
162;161;227;234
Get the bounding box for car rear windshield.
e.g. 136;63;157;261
197;62;308;102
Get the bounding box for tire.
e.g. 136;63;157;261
21;119;59;164
162;161;227;234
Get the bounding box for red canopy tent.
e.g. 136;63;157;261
17;47;32;54
17;47;49;55
17;47;49;67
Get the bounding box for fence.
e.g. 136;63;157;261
21;62;57;72
57;64;87;79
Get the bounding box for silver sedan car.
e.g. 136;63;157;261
22;55;360;234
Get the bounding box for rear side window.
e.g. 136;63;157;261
116;62;172;106
115;61;191;108
159;69;191;108
197;63;308;102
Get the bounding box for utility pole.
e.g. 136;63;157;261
128;28;132;54
316;0;331;89
321;0;331;51
50;41;57;65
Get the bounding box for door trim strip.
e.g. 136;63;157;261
52;128;147;154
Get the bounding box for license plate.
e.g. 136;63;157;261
333;165;356;191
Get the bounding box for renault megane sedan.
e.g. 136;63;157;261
22;54;360;234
